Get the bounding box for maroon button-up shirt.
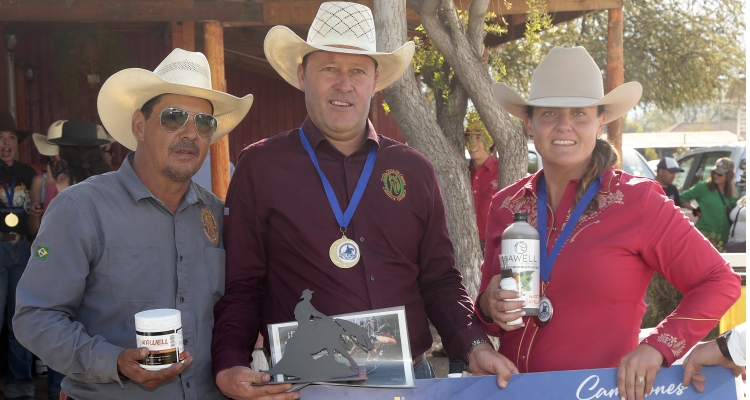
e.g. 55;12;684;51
212;117;487;375
468;156;499;241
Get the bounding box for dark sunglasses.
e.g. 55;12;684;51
712;171;725;177
143;107;218;139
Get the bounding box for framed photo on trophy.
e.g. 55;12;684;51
268;306;415;388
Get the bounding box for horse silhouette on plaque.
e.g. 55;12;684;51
266;289;374;382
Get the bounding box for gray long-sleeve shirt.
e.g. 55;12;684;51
14;154;225;399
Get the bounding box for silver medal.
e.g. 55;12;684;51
536;295;553;327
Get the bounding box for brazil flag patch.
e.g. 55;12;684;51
35;246;49;260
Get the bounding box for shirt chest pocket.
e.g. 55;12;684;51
107;247;160;303
203;247;226;302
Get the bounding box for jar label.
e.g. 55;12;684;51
500;239;540;310
136;327;184;366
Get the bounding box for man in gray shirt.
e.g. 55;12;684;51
13;49;255;399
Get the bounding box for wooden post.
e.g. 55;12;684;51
606;7;624;167
170;22;195;51
369;94;379;132
14;67;31;164
204;21;231;201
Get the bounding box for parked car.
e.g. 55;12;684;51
674;142;746;193
527;143;656;179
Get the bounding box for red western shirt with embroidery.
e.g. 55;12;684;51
475;167;740;372
212;117;488;375
468;156;499;241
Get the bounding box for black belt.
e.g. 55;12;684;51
0;232;21;243
413;352;427;368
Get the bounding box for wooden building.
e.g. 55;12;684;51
0;0;623;174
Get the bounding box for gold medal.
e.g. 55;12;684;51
5;213;18;228
329;235;360;268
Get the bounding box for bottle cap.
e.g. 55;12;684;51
501;268;513;279
513;212;528;222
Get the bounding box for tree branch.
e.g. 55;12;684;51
467;0;489;54
419;0;526;187
374;0;483;298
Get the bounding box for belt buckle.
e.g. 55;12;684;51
9;232;20;244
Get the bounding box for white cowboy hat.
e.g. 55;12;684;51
33;120;66;156
97;48;254;151
492;46;642;123
33;120;114;156
263;1;415;92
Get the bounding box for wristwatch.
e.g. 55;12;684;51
466;338;492;363
716;330;733;362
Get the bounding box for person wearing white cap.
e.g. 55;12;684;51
14;48;253;399
211;2;517;399
654;157;684;206
477;46;740;400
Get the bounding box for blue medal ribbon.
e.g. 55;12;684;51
2;163;17;212
537;173;602;282
299;127;377;231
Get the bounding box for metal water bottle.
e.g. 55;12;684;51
500;212;540;316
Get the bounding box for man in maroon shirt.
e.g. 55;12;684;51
211;3;517;399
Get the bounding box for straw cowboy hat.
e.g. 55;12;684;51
97;48;254;151
33;120;113;156
0;111;30;142
492;46;642;123
263;1;415;92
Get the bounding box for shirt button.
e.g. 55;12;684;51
370;275;375;281
184;339;188;345
359;237;365;242
186;382;191;388
346;157;351;163
521;355;526;359
473;190;477;193
179;297;185;303
179;255;183;262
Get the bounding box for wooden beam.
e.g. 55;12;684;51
0;0;620;23
204;21;231;201
606;7;624;165
0;0;263;22
488;0;621;16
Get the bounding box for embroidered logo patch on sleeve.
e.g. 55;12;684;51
381;169;406;201
35;246;49;260
201;208;219;244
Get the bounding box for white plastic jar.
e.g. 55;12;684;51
134;309;184;370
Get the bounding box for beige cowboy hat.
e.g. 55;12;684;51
263;1;415;92
33;121;113;156
492;46;642;123
97;48;254;151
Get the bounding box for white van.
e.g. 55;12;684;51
527;143;656;179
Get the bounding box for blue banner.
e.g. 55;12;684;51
300;366;739;399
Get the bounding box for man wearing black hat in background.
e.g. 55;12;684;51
655;157;684;206
0;111;38;400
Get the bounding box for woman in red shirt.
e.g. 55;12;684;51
475;47;740;400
